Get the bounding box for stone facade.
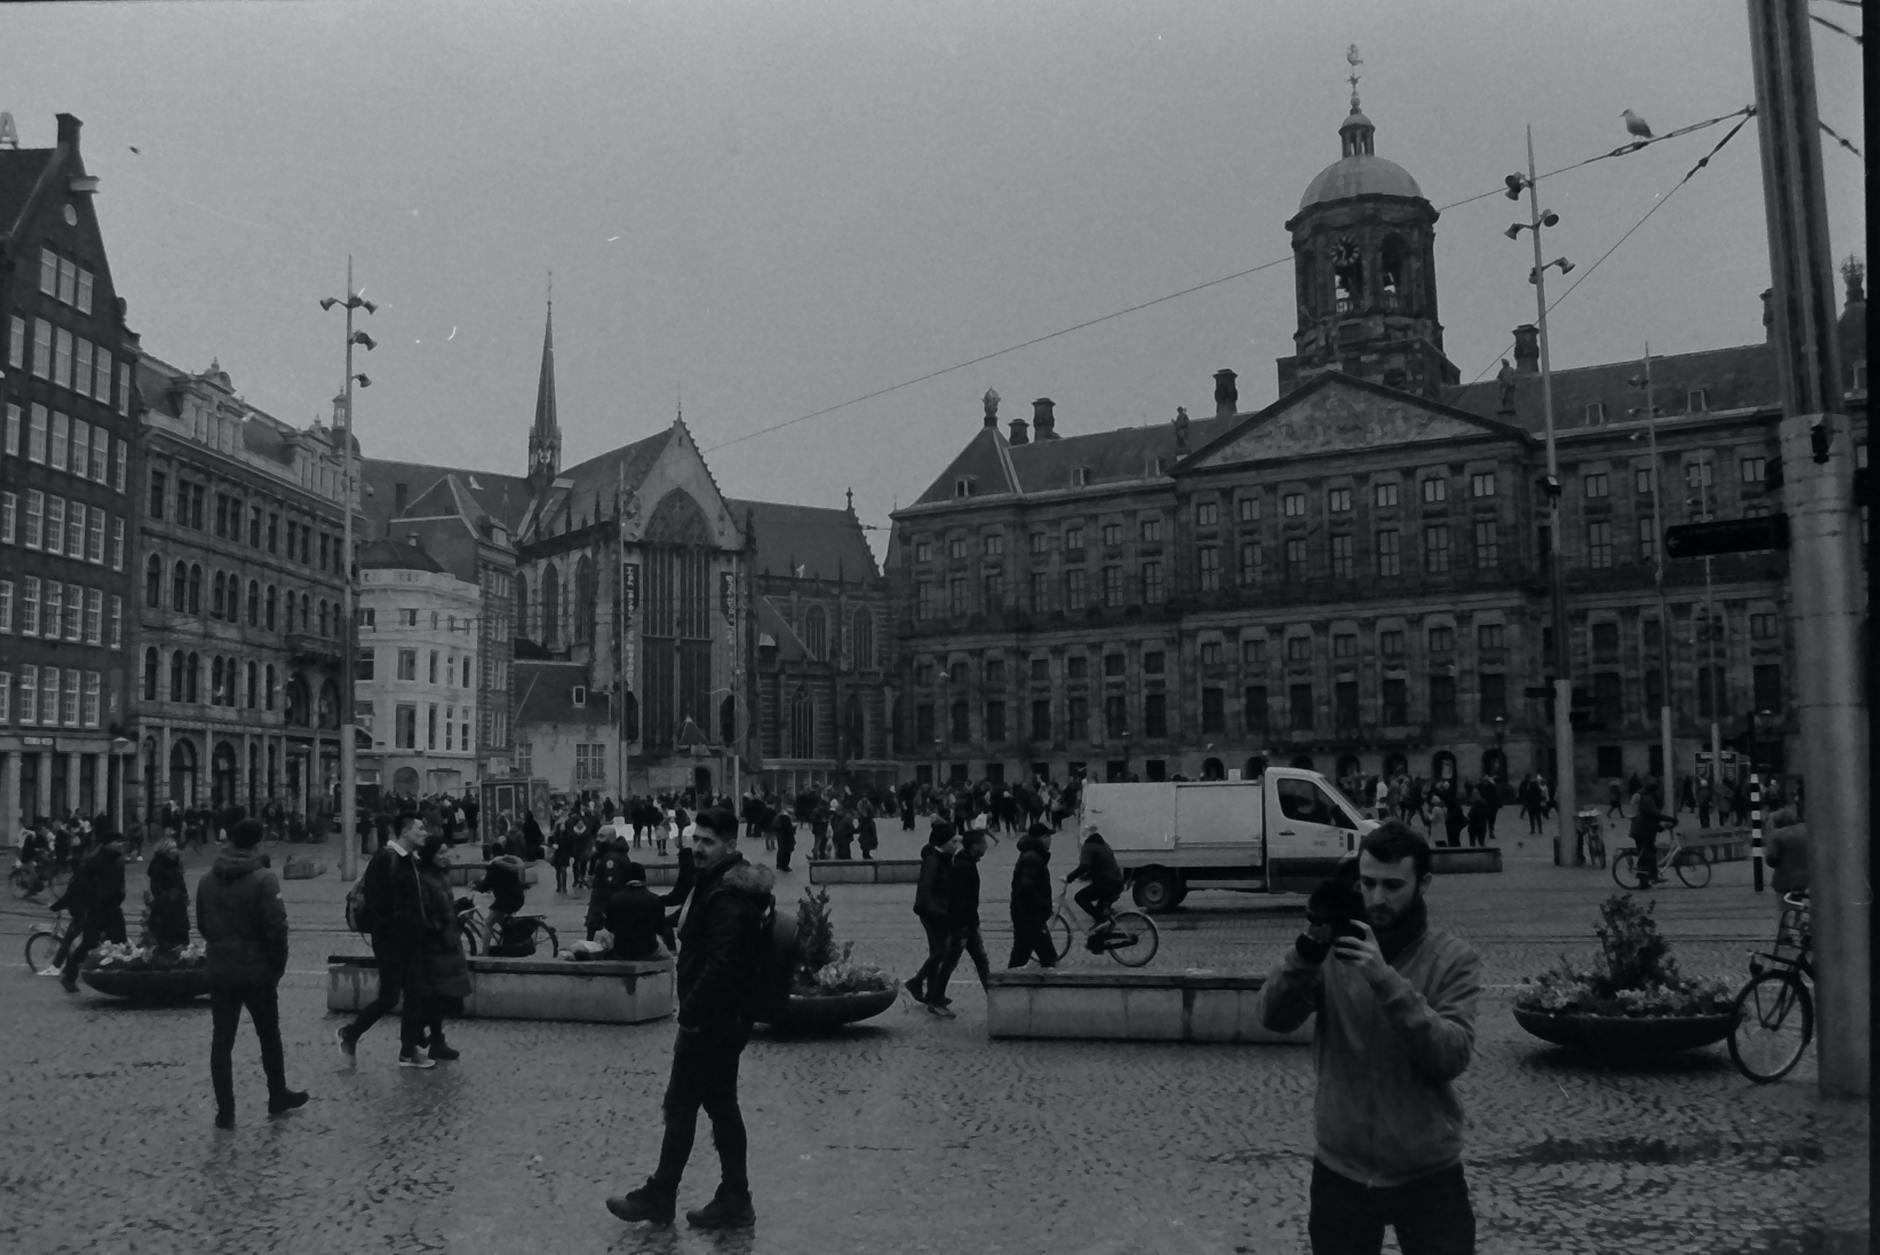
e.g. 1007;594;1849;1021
355;545;481;797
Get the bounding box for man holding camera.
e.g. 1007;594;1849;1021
1256;821;1482;1254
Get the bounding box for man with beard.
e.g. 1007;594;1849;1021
1256;822;1481;1254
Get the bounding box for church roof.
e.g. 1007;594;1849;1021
730;497;881;582
752;594;809;663
513;660;612;727
358;537;446;573
911;409;1240;508
359;458;535;537
521;428;673;542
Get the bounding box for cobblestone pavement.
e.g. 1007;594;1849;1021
0;825;1866;1254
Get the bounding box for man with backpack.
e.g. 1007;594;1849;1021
608;807;775;1231
335;812;433;1068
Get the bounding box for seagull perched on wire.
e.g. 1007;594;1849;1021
1622;109;1654;139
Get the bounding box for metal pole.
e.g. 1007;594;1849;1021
1643;346;1675;796
1748;770;1764;892
1526;126;1578;865
338;256;359;883
1703;472;1722;803
1747;0;1868;1100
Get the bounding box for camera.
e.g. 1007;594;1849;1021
1306;861;1367;941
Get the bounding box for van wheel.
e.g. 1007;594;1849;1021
1133;870;1180;914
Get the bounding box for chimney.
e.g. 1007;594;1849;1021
1512;324;1540;373
1032;397;1058;440
1008;417;1030;445
1761;287;1776;343
1213;369;1239;418
56;113;81;151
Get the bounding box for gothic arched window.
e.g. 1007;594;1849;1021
514;571;531;642
803;605;828;662
575;556;596;645
852;610;875;670
542;563;561;647
789;687;814;759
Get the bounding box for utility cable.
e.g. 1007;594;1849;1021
1810;12;1863;45
707;107;1757;454
1818;119;1864;160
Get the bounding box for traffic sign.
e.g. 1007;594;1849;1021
1662;513;1790;559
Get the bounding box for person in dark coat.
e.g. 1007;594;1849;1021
55;835;129;991
605;862;677;960
830;809;855;860
770;810;797;872
904;821;959;1009
413;834;469;1060
195;819;306;1128
857;808;879;861
927;830;991;1013
608;808;774;1230
587;837;632;941
145;837;192;951
336;813;434;1068
1008;824;1057;968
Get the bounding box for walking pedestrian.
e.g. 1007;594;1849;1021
335;812;434;1068
606;808;773;1230
196;818;307;1129
1007;823;1057;969
903;821;958;1010
770;809;797;872
413;833;469;1061
927;830;991;1014
55;831;128;991
1256;822;1482;1253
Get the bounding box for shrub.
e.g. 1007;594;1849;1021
1515;894;1733;1018
789;886;893;996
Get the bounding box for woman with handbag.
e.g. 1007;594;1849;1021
414;834;471;1062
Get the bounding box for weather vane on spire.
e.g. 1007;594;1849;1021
1347;43;1363;112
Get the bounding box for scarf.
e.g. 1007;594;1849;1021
1371;892;1429;962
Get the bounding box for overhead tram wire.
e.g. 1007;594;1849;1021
704;106;1758;456
1810;12;1863;46
1818;119;1864;160
1459;111;1758;390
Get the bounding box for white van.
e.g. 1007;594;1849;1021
1078;767;1375;912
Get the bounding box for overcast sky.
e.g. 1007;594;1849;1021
7;2;1865;560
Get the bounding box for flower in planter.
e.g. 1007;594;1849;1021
789;886;895;997
1514;894;1733;1019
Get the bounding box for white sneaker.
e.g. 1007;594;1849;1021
37;965;61;977
398;1049;436;1070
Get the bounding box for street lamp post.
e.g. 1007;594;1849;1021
320;259;376;882
1628;347;1678;789
1505;129;1579;865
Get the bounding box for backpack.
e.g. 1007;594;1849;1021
747;894;799;1023
345;875;373;934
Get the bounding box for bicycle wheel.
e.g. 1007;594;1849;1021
459;921;480;958
1611;850;1646;889
8;867;33;900
25;927;59;973
1674;849;1712;889
1105;911;1160;967
1047;911;1073;964
45;865;71;899
1586;833;1606;868
1729;970;1813;1083
530;922;561;958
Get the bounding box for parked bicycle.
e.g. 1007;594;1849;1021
25;911;72;974
9;856;71;902
1573;811;1606;868
1729;891;1814;1083
1611;823;1711;889
1047;884;1159;968
455;893;560;959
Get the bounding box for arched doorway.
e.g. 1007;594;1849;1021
1244;754;1268;779
211;742;238;808
1480;748;1506;780
393;766;420;797
1383;752;1408;779
1201;757;1225;781
168;739;199;808
693;766;714;798
1431;750;1457;781
1289;753;1315;771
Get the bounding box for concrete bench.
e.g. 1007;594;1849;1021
986;968;1313;1045
445;860;542;888
808;858;921;885
326;952;673;1024
1428;847;1502;875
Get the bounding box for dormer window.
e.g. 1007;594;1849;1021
1687;389;1709;413
1585;401;1606;425
954;477;974;498
1075;467;1092;487
571;685;586;708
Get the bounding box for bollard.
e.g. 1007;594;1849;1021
1748;772;1764;893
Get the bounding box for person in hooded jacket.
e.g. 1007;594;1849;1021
196;819;307;1129
413;833;470;1060
1255;822;1481;1253
145;837;192;951
925;830;991;1015
608;808;774;1231
336;812;435;1068
605;861;677;960
1007;823;1058;968
903;821;959;1009
55;832;129;991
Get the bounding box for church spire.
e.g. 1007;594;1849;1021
528;284;561;487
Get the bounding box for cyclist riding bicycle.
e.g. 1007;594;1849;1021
472;853;529;947
1628;780;1676;886
1065;827;1125;948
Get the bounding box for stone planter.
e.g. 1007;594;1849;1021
1512;1005;1736;1056
81;963;212;1004
758;988;897;1034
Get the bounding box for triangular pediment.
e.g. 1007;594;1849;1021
1181;373;1528;471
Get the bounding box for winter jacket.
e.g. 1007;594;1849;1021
54;842;128;917
1009;834;1054;922
416;857;472;999
194;849;290;987
605;882;677;960
146;849;192;950
1068;833;1123;891
474;856;527;915
1255;925;1482;1188
360;841;430;951
945;852;982;928
674;854;776;1035
913;841;952;919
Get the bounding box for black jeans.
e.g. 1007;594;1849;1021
909;914;950;998
1634;831;1659;880
930;921;990;1002
1308;1160;1475;1255
1008;915;1057;968
210;980;288;1116
652;1026;750;1194
344;939;425;1052
1072;883;1119;926
60;905;127;983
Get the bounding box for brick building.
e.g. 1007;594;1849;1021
888;97;1867;793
